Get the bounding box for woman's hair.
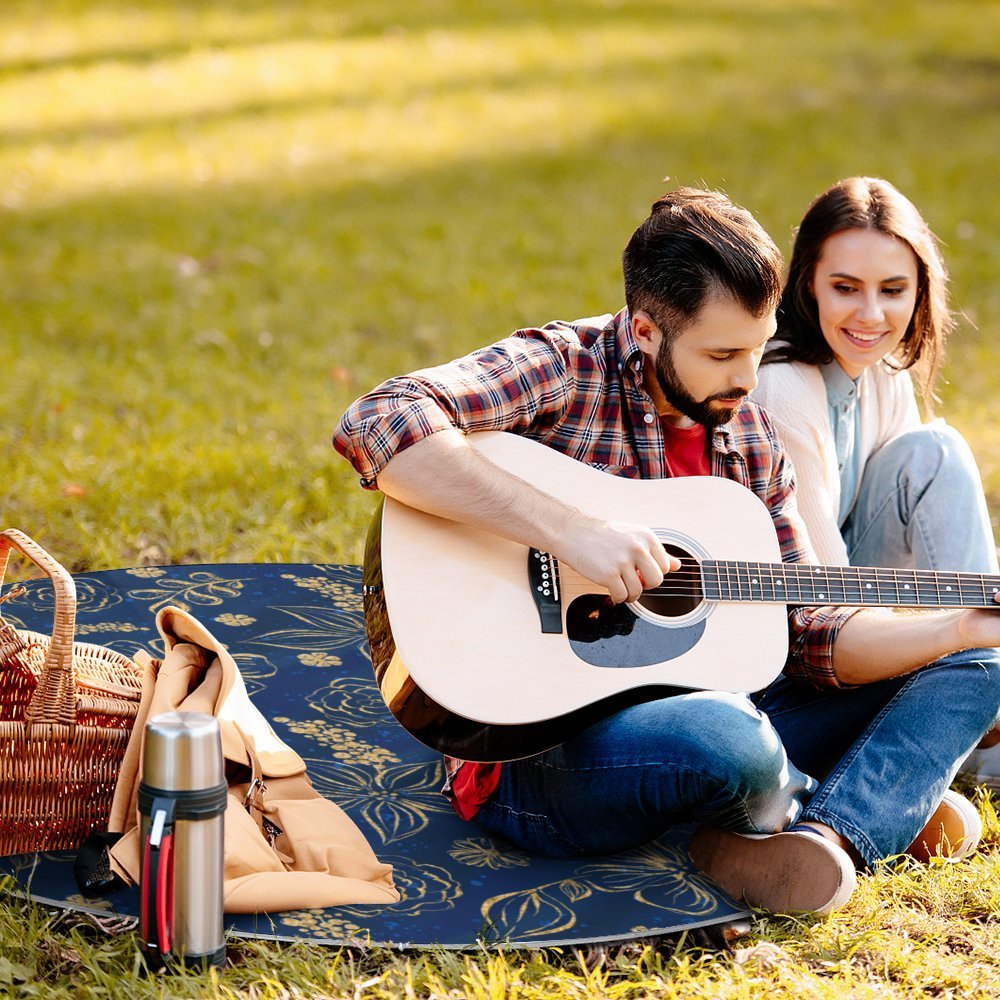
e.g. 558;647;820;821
764;176;953;405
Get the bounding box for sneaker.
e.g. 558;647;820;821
688;827;857;915
906;789;982;862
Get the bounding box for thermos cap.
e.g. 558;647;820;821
142;711;225;791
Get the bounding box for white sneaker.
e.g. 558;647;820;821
688;827;857;915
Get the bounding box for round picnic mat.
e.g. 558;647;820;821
0;563;747;949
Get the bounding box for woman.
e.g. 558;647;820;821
753;176;1000;841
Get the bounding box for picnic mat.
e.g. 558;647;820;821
0;562;748;948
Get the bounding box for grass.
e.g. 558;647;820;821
2;0;1000;994
4;801;1000;997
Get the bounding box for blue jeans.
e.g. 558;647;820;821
841;423;1000;782
476;649;1000;867
842;423;999;574
475;691;816;856
755;647;1000;865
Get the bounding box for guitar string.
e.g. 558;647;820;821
547;560;1000;587
554;565;1000;605
554;583;1000;606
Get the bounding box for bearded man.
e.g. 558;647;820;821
333;188;1000;915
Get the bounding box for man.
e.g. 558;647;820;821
333;188;1000;915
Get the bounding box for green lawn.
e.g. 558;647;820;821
3;1;1000;995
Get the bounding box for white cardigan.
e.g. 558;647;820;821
752;359;921;566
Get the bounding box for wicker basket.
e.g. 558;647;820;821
0;528;144;856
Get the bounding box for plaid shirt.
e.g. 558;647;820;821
334;310;859;811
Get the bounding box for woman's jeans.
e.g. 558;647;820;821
476;649;1000;868
842;423;998;574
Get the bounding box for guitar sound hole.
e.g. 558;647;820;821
636;543;703;618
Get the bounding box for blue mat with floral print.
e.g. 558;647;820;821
0;563;748;948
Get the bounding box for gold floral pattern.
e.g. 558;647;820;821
75;621;144;635
448;838;531;870
278;911;369;943
215;613;257;627
297;651;342;667
481;879;593;939
125;571;248;613
306;757;453;844
11;576;123;614
249;605;367;652
309;677;387;728
280;571;362;612
271;717;399;772
577;841;721;916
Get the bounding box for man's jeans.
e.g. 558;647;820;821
477;649;1000;867
841;423;1000;784
475;690;815;857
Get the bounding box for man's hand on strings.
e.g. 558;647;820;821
555;517;681;604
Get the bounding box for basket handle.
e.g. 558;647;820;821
0;528;78;728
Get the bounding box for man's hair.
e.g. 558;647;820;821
622;187;784;341
765;176;952;406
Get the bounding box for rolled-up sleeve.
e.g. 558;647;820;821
333;332;573;488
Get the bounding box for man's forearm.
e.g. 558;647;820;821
832;607;988;684
375;428;576;553
375;429;676;604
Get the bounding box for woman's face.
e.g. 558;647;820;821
811;228;919;379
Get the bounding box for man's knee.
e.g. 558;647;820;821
670;691;789;790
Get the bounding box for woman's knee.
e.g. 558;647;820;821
875;422;979;487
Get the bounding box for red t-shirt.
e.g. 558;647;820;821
660;419;710;477
446;420;710;819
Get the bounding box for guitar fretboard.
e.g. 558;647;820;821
701;561;1000;609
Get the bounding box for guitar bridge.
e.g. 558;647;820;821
528;549;563;633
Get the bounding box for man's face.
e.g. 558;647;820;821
636;291;776;429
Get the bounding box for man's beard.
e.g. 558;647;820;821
654;339;748;429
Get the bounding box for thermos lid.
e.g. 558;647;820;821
142;711;225;791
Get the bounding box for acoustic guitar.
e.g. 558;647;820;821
361;431;1000;762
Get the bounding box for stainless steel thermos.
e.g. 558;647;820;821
138;711;227;969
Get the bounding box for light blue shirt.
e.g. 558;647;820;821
820;361;864;527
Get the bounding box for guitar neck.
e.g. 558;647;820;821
702;561;1000;609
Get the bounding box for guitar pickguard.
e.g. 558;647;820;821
565;594;705;667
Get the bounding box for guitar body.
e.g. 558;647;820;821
363;432;789;761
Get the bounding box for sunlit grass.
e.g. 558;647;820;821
3;1;1000;994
